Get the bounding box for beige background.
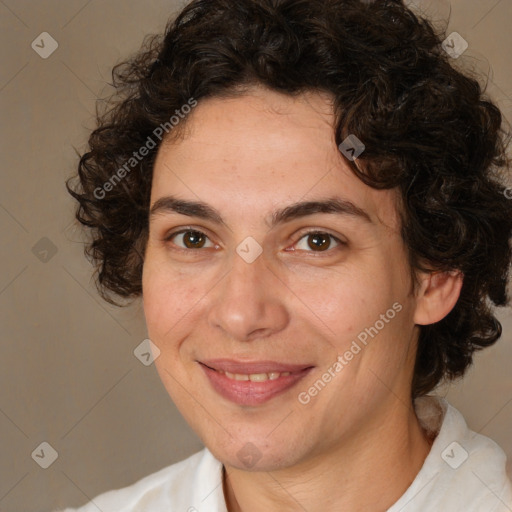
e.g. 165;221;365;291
0;0;511;510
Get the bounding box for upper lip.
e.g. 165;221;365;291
200;359;313;374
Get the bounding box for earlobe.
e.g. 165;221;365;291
413;270;464;326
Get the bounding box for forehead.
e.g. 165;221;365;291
151;88;401;231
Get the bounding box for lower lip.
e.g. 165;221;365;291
200;364;313;406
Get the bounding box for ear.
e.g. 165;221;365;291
413;270;463;326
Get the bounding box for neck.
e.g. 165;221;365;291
223;400;432;512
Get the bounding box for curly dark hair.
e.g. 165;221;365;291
66;0;512;398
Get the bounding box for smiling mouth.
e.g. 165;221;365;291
199;361;314;406
214;369;293;381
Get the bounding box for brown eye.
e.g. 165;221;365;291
307;233;330;251
171;230;213;249
184;231;205;248
295;232;341;252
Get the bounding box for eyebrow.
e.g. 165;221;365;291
149;195;372;227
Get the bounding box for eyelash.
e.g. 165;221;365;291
290;230;344;253
164;229;217;250
163;228;345;253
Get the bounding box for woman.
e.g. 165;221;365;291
62;0;512;510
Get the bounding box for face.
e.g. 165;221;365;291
142;87;421;472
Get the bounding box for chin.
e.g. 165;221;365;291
204;430;310;472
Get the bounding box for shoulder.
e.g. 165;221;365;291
56;447;226;512
389;396;512;511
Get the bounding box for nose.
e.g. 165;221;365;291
207;251;289;342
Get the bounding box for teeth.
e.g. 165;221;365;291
225;371;249;381
248;373;268;382
222;370;291;381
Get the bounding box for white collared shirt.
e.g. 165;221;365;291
57;396;512;512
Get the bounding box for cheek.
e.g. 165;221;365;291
291;266;390;332
304;264;407;359
142;260;204;341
